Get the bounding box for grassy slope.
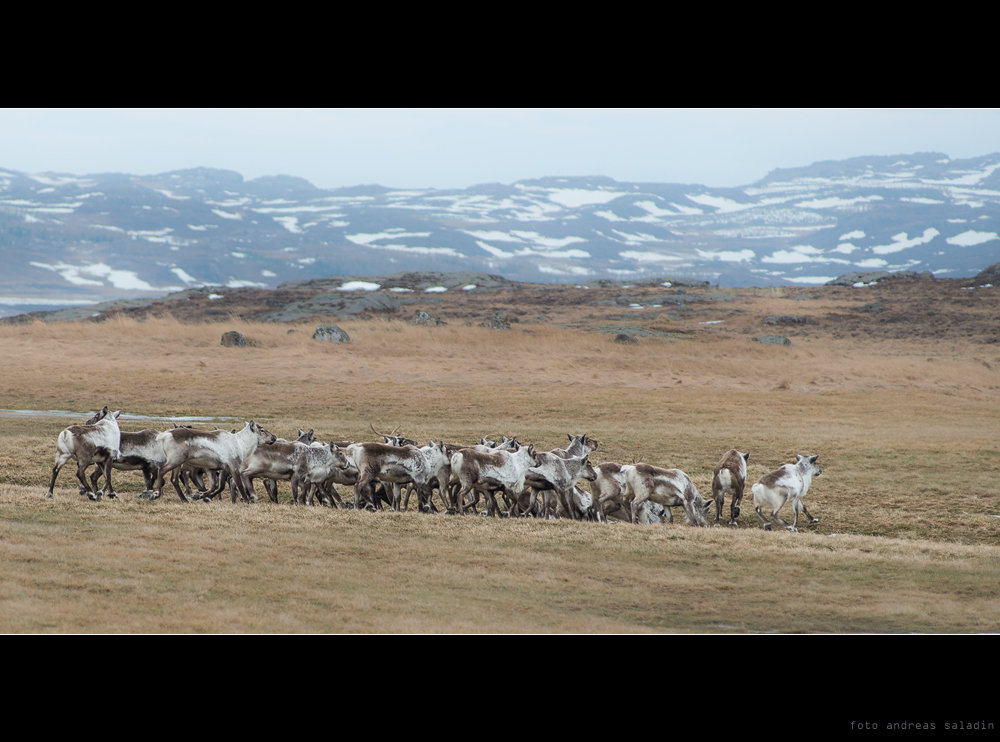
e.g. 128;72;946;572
1;316;998;632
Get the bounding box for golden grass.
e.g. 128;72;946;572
1;316;999;632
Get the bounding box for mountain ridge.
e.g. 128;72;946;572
1;152;998;316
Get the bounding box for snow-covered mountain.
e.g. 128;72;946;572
1;152;998;312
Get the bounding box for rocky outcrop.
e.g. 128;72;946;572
312;324;350;343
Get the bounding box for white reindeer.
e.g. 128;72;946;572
47;406;122;500
619;464;712;527
153;421;276;503
751;454;823;531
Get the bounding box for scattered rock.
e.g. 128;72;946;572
764;315;813;326
793;294;814;301
973;260;1000;286
614;333;639;344
287;328;296;334
221;331;247;347
856;302;888;313
479;311;510;330
826;270;919;287
413;311;446;326
312;324;350;343
755;335;791;346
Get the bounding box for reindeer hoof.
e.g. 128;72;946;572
106;492;117;500
763;524;772;531
786;526;798;532
810;518;820;524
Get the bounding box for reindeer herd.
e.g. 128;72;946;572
44;407;823;531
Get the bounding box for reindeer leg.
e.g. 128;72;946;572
90;465;103;496
798;500;819;524
754;506;772;530
102;457;117;499
47;452;73;498
264;478;278;504
730;484;743;525
170;469;190;503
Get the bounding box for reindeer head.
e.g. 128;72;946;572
297;429;316;444
580;456;598;482
249;421;277;445
796;454;822;477
328;444;351;470
85;406;110;425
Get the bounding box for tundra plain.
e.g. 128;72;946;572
1;278;998;633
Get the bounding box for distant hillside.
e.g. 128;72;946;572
1;153;998;314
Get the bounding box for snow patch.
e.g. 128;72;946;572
784;276;838;284
619;251;683;262
545;188;626;208
212;209;243;220
946;230;998;247
424;286;447;293
795;195;883;209
338;281;381;291
685;194;754;213
273;216;302;233
871;228;940;254
832;243;859;254
225;280;267;288
171;268;199;284
901;197;944;204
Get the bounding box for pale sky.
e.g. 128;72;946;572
1;108;998;190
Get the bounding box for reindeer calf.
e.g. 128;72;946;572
751;455;823;532
712;449;750;526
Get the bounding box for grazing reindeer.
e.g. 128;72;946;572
47;406;122;500
712;449;750;526
591;462;628;520
521;453;597;519
154;421;276;503
752;455;823;532
619;464;712;527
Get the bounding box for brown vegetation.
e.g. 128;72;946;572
1;279;999;632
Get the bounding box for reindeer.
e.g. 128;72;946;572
712;449;750;526
47;406;122;500
619;464;712;527
523;434;599;519
290;443;353;505
520;453;597;519
346;441;450;511
88;428;166;499
251;429;317;503
751;455;822;532
449;444;540;517
153;421;276;503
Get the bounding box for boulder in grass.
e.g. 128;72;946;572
479;311;510;330
221;331;247;347
614;333;639;345
763;315;812;325
755;335;791;346
312;324;350;343
412;311;446;326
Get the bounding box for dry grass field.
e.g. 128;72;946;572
1;280;999;632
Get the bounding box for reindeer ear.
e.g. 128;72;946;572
567;434;573;442
796;455;804;462
744;451;751;461
102;406;109;415
112;410;121;419
809;455;819;464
